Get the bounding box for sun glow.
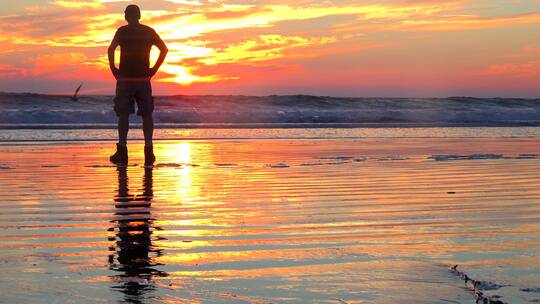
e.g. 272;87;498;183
159;64;226;84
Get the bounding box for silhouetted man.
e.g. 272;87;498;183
108;4;168;166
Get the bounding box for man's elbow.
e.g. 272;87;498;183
108;43;117;53
161;45;169;54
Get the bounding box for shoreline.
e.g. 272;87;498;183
2;121;540;130
3;126;540;143
2;91;539;100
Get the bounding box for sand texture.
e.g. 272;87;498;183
0;138;539;303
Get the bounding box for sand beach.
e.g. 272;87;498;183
0;133;539;303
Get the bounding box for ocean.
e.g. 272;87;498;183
1;92;540;126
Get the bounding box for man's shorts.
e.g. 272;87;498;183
114;79;154;117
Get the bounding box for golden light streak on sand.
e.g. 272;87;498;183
156;142;200;202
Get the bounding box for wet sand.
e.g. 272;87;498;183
0;138;539;303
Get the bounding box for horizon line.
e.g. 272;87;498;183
0;91;538;100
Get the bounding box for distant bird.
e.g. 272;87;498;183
71;83;83;101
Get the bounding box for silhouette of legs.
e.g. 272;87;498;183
110;143;128;165
118;113;130;146
142;114;155;166
112;111;154;165
142;114;153;147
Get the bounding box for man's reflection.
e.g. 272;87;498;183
108;166;167;303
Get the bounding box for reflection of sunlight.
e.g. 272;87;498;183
157;142;200;202
155;142;210;246
171;142;192;164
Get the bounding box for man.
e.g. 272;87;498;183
108;4;168;166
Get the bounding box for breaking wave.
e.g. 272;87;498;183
1;93;540;126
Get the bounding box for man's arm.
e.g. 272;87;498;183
149;35;168;78
108;34;120;79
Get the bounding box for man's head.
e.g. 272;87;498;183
124;4;141;24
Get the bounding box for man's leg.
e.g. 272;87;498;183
110;113;130;165
111;80;134;165
118;113;130;146
137;80;155;166
142;114;153;147
142;113;156;166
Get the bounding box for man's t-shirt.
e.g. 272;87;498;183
114;24;161;78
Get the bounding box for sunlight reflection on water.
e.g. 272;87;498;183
0;138;539;303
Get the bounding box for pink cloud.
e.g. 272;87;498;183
481;62;540;77
0;64;28;78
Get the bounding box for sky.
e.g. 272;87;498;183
0;0;540;97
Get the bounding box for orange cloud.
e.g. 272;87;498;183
155;34;336;84
33;52;89;77
399;13;540;31
481;62;540;77
199;35;336;65
0;64;28;78
53;0;104;9
333;12;540;33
